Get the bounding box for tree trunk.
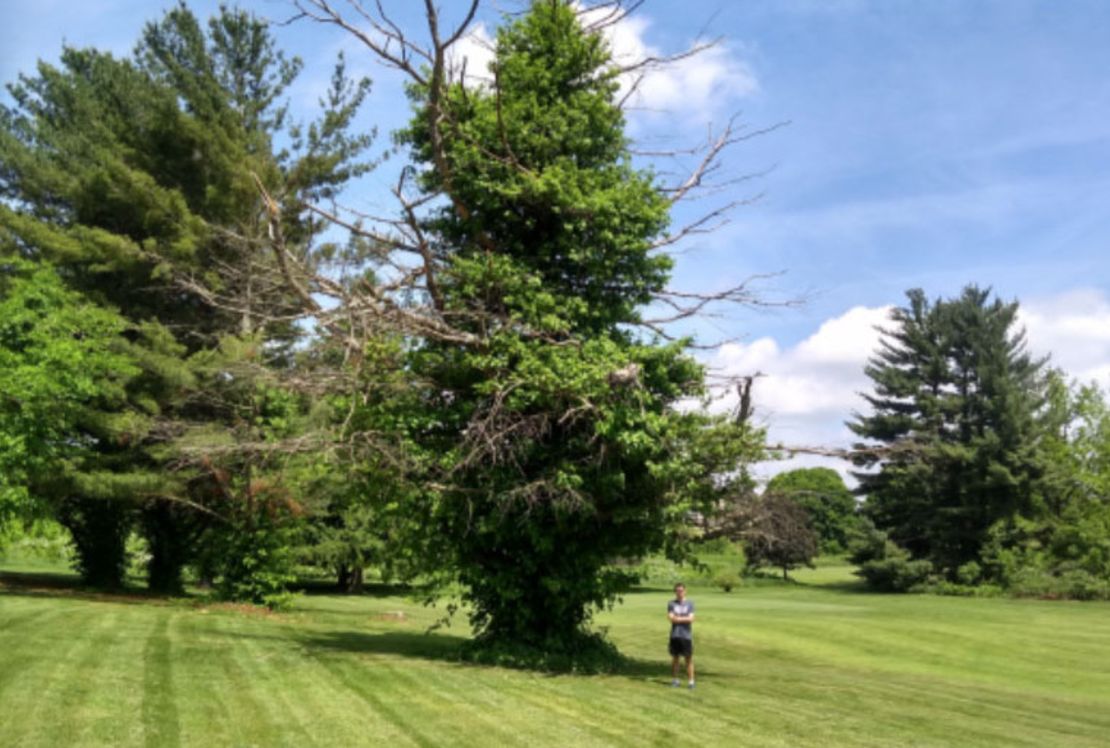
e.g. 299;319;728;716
338;564;364;594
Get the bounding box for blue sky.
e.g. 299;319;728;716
3;0;1109;474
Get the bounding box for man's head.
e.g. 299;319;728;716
674;583;686;601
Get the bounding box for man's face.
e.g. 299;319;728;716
674;585;686;602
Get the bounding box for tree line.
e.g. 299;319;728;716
0;1;766;666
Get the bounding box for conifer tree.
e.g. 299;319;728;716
851;286;1046;577
0;3;373;591
386;1;760;655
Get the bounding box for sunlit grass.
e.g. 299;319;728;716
1;556;1109;747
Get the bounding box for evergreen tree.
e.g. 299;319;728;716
850;286;1046;578
390;1;760;656
0;3;373;592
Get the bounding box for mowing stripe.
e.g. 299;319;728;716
309;649;442;748
142;611;181;748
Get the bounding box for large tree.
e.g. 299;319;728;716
850;286;1046;578
0;3;373;591
284;0;764;657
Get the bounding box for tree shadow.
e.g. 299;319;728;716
302;628;665;680
0;569;183;607
806;579;871;594
293;579;414;598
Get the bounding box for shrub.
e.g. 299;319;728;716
712;570;742;593
956;560;982;585
199;514;298;610
857;553;933;593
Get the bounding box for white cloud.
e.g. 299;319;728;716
448;22;496;86
590;11;758;120
1020;289;1110;386
702;288;1110;486
704;305;891;484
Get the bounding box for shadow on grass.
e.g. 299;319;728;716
0;569;184;607
301;628;664;679
293;579;413;598
807;579;871;594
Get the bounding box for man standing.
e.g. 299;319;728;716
667;582;695;689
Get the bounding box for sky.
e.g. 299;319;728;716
3;0;1109;481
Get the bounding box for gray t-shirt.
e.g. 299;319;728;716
668;599;695;640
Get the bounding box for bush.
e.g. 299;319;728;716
956;560;982;585
846;519;888;566
1007;568;1110;601
924;580;1003;597
856;540;933;592
199;515;298;610
0;518;72;562
627;556;682;586
712;570;742;593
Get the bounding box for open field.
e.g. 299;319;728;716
2;560;1110;747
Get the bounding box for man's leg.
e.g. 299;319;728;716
671;654;681;685
686;655;695;684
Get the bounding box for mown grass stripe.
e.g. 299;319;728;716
224;618;320;747
142;611;181;748
308;649;444;748
20;602;125;747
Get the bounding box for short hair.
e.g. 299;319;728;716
674;582;686;590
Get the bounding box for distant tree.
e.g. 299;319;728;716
850;286;1047;579
743;492;819;580
766;467;858;553
981;377;1110;598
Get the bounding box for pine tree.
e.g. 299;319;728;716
850;286;1046;577
0;3;373;591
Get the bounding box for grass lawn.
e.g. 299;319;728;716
2;558;1109;747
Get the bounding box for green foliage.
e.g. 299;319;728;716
966;379;1110;599
296;337;427;592
0;517;72;562
0;3;373;598
203;512;298;610
766;467;859;553
851;286;1047;578
383;0;762;654
0;256;136;529
846;518;930;592
712;570;743;593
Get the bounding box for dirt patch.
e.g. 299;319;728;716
193;601;280;618
371;610;408;622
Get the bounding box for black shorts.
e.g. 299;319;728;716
669;637;693;658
